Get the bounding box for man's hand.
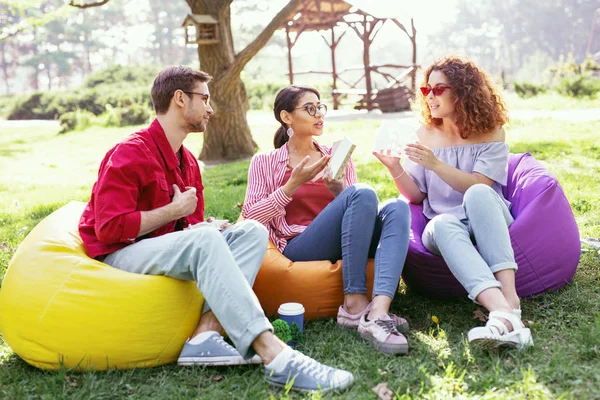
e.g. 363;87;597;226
171;185;198;219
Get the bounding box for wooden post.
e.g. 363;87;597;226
331;28;339;109
362;15;373;110
285;25;294;84
411;18;417;94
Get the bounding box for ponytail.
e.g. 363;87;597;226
274;125;289;149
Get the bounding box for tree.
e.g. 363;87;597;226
72;0;304;161
427;0;600;77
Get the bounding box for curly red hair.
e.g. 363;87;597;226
418;55;508;138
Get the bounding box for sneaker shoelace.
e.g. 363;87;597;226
290;353;330;382
212;335;237;353
375;318;400;336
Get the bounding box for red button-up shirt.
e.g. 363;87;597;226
79;118;205;258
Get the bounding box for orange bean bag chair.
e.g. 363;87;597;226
252;241;375;320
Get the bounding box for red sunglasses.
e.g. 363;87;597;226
420;85;451;97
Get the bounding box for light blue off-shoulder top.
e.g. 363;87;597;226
403;142;510;220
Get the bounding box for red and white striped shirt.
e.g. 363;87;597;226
242;142;358;252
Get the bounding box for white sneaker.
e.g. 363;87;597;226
468;310;534;349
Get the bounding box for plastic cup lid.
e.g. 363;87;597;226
278;302;305;316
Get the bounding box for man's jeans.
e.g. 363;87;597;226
283;184;411;299
422;184;517;301
104;220;271;358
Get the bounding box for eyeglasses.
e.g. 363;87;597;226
293;103;328;116
182;90;210;106
420;85;451;97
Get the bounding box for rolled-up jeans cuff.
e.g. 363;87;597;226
490;261;518;274
468;280;502;302
235;317;273;359
371;291;394;300
344;287;368;295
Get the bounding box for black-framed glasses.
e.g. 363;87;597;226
293;103;328;116
182;90;210;106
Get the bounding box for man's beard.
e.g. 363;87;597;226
186;120;206;133
184;109;206;133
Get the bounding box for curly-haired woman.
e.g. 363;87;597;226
374;55;534;349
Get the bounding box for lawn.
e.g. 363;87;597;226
0;107;599;399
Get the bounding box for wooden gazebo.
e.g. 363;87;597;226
281;0;418;111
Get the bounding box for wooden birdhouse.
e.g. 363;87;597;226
182;14;219;45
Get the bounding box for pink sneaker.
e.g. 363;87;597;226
336;303;410;333
358;314;409;355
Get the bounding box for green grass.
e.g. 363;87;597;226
504;92;600;110
1;110;600;399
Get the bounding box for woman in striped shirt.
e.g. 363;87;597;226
242;85;411;355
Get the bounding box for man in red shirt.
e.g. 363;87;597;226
79;66;354;392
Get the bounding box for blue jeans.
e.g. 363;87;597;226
103;220;271;359
283;184;411;299
422;184;517;301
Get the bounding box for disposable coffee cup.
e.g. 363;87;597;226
278;302;305;340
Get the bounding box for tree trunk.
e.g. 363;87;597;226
187;0;303;161
0;42;10;94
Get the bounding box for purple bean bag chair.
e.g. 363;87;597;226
402;152;580;298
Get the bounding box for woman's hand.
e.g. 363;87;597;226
283;155;330;196
323;165;346;196
405;143;442;171
372;151;403;177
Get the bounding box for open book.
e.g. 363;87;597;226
373;120;418;157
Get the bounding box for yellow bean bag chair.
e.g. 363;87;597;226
253;241;375;320
0;201;204;371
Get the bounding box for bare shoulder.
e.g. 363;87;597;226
416;124;435;145
489;126;506;142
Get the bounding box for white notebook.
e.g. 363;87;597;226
327;136;356;180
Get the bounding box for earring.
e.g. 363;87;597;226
286;127;294;138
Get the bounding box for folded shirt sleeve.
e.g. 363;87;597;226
402;158;428;194
242;154;292;225
473;142;509;185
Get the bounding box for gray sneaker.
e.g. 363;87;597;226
177;331;262;366
265;349;354;392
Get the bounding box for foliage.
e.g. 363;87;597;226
7;84;152;121
58;108;94;134
555;74;600;98
428;0;600;76
512;55;600;99
83;65;158;89
272;319;291;343
513;82;547;98
244;78;287;110
547;54;600;98
290;322;303;345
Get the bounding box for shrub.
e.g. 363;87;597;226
555;74;600;98
272;319;291;343
58;109;95;134
7;85;152;121
84;64;157;89
513;81;548;98
116;103;151;126
245;79;287;110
